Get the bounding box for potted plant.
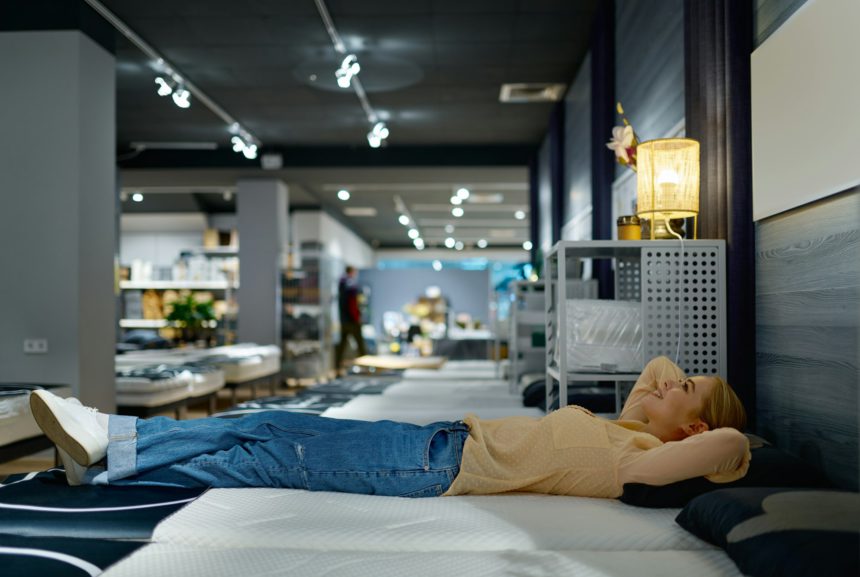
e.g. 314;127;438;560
166;293;217;346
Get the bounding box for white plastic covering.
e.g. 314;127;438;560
561;300;643;373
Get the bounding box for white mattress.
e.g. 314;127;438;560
402;367;498;380
203;344;281;383
382;379;514;396
116;385;192;408
216;354;280;383
321;402;543;424
115;373;191;393
321;371;541;423
104;545;742;577
188;370;225;398
151;489;713;553
0;385;72;446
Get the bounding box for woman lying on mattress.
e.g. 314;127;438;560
30;356;749;499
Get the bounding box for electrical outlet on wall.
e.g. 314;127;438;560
23;338;49;354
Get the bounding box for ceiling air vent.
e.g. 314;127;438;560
499;83;566;103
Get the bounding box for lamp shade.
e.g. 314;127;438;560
636;138;700;221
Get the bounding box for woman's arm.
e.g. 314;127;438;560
618;356;685;421
620;428;751;486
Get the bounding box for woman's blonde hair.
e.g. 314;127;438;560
699;375;747;431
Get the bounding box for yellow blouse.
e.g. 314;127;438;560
445;357;750;498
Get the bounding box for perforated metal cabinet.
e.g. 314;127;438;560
508;281;546;393
544;240;727;412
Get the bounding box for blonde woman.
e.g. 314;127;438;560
30;356;749;498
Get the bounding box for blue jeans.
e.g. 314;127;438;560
94;412;469;498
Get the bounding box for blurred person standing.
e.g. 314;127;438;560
335;265;367;370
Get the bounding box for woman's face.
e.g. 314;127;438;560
641;375;717;440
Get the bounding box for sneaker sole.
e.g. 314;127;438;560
29;390;100;466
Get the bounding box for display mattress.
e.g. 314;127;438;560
0;384;73;447
104;545;741;577
201;344;281;383
353;355;447;370
100;488;741;577
150;489;712;552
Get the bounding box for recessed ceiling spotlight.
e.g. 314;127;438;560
132;192;144;202
477;239;488;248
432;260;443;271
413;238;425;250
337;189;351;201
223;190;233;201
444;224;455;233
450;196;462;205
444;237;456;248
407;228;419;239
456;187;470;199
398;214;410;226
523;240;533;250
514;210;526;220
454;241;464;251
452;207;464;217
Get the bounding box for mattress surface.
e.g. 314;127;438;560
115;374;190;393
0;385;73;446
116;386;191;408
1;533;145;577
103;545;742;577
353;355;446;370
402;366;497;379
0;470;203;539
152;489;714;552
188;371;225;397
320;403;544;424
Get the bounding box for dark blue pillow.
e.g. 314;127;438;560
620;444;830;508
676;487;859;577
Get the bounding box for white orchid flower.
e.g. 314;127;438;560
606;125;635;163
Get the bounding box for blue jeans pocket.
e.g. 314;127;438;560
399;483;444;498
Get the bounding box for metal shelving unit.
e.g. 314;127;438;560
508;281;546;393
545;240;727;413
281;247;334;381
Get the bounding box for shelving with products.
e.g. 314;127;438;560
118;245;239;346
281;245;335;381
544;240;726;413
507;281;547;393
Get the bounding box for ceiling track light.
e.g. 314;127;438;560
314;0;389;149
154;76;173;96
82;0;262;158
172;85;191;108
335;54;361;88
367;121;389;148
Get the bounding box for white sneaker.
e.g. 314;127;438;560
56;398;91;486
30;390;108;467
57;447;88;486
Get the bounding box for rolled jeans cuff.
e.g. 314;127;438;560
106;414;139;482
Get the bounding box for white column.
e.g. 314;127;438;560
0;31;116;410
237;179;289;346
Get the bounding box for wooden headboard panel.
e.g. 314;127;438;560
754;187;859;490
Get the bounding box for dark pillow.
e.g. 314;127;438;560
676;487;859;577
620;444;830;508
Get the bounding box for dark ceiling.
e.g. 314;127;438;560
104;0;599;248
